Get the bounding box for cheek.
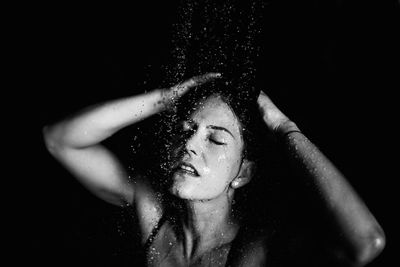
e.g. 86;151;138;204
217;154;227;162
199;153;229;176
208;148;242;179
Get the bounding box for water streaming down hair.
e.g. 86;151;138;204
155;0;266;172
125;0;276;227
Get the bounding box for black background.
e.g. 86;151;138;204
10;0;399;266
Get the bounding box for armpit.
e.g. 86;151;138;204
131;175;164;244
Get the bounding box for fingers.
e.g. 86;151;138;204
257;90;275;107
191;72;222;86
160;73;222;111
172;72;222;95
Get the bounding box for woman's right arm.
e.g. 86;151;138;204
43;73;221;206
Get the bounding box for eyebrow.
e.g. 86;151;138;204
206;125;235;139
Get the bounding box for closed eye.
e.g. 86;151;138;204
209;138;226;145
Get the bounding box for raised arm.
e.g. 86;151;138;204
43;73;221;206
257;90;385;266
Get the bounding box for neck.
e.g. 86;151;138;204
174;190;239;259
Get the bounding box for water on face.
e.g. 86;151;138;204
155;0;265;177
124;0;265;252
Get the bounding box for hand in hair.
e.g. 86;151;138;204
159;72;222;110
257;90;299;135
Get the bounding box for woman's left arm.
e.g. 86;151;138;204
257;91;385;266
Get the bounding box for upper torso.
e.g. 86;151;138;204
133;178;268;267
144;215;267;267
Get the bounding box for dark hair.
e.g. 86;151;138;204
171;77;280;226
137;75;280;230
173;77;263;163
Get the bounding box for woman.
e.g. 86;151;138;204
43;73;385;266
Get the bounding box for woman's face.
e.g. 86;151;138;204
170;95;245;201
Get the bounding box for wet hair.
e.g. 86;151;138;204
146;76;265;193
142;75;280;228
173;76;263;163
169;76;279;225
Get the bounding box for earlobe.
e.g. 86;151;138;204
231;180;240;188
231;159;255;189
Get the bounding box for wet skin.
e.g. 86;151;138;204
43;70;385;265
170;94;245;201
145;95;264;266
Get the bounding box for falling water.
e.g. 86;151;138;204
120;1;267;262
151;0;266;178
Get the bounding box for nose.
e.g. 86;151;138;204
184;130;200;156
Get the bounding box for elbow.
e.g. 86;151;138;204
353;228;386;266
42;125;52;152
42;125;61;155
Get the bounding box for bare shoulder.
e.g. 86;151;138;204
229;227;269;267
237;239;267;267
131;174;164;244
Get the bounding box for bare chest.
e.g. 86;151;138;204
146;233;268;266
146;230;231;267
147;244;231;267
144;218;268;267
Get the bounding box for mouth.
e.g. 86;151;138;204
174;162;200;177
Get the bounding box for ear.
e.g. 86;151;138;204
231;159;255;189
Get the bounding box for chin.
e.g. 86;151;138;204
169;183;220;202
168;184;199;201
169;172;225;201
169;181;196;200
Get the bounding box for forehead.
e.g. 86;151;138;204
190;96;242;136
